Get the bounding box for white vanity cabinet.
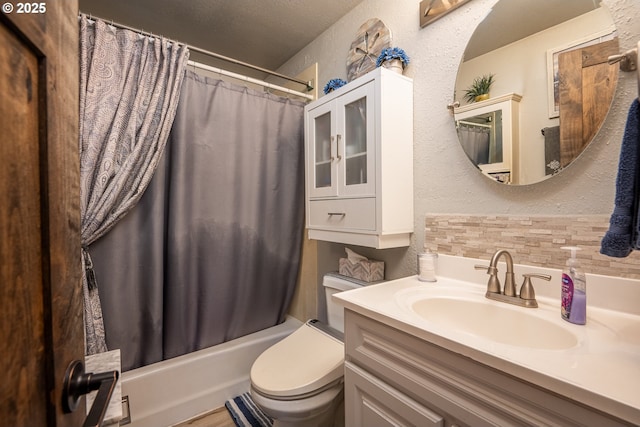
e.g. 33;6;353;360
344;310;634;427
304;67;413;249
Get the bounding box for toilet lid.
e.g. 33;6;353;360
251;323;344;398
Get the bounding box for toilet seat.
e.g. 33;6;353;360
250;321;344;399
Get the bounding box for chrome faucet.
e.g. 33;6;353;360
475;249;550;308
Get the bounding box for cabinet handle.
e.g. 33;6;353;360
330;135;335;161
327;212;346;217
336;134;342;160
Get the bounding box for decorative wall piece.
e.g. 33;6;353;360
347;18;392;81
420;0;472;28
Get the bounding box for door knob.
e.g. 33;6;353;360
62;360;119;427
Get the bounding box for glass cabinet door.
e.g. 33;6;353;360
344;97;367;185
338;83;375;196
307;101;337;198
314;111;332;189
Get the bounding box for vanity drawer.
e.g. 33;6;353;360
308;198;376;231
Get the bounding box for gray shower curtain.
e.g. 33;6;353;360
458;125;490;165
90;71;306;371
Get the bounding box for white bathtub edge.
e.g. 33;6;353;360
121;316;302;427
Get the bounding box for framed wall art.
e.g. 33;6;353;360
420;0;472;28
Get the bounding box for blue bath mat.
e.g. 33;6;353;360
225;392;273;427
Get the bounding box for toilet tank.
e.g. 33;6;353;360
323;273;368;333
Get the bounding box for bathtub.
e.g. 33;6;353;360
120;316;302;427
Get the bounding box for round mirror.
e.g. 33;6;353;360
453;0;619;185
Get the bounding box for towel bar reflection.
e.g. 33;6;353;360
607;41;640;99
607;48;637;72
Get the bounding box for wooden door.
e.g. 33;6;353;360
558;38;619;167
0;2;85;426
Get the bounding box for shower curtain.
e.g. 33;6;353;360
79;16;189;354
90;71;306;371
458;125;490;165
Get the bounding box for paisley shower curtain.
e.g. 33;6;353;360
90;71;306;371
79;16;189;354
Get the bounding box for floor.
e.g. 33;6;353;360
174;406;236;427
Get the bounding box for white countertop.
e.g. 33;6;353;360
333;255;640;425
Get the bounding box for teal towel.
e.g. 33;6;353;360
601;99;640;257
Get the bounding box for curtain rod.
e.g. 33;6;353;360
80;13;314;92
457;120;492;129
187;60;314;100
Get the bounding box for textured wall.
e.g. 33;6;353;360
278;0;640;282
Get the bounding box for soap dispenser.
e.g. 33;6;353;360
560;246;586;325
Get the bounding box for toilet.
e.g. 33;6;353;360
250;273;367;427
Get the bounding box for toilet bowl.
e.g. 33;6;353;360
249;274;367;427
250;321;344;427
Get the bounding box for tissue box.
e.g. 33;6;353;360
339;258;384;282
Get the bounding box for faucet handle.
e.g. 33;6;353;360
474;264;501;294
520;273;551;300
474;264;498;274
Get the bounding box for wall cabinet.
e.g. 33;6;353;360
454;93;521;184
344;310;634;427
304;67;413;249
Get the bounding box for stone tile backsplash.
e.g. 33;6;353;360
424;214;640;279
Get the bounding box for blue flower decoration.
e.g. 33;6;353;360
376;47;410;68
323;78;347;94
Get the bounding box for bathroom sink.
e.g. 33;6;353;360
410;297;578;350
334;266;640;425
618;322;640;346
